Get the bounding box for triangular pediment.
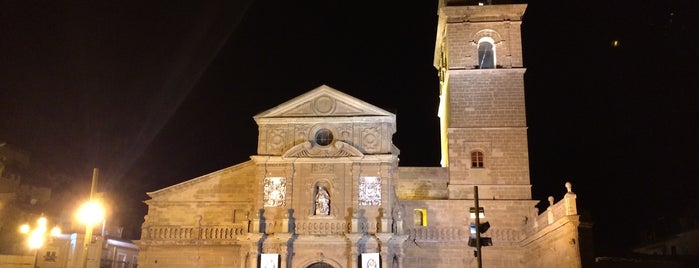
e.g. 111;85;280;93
254;85;394;119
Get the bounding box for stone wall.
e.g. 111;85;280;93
396;167;448;200
447;69;527;128
138;245;242;268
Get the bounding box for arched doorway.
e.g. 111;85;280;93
306;262;334;268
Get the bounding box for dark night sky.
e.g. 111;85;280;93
1;0;696;255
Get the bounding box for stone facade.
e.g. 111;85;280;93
136;2;583;268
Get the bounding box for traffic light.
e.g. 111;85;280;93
468;221;492;247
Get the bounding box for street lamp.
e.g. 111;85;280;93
469;186;492;268
19;215;61;268
76;167;105;268
77;200;104;268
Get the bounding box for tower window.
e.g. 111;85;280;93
471;151;484;168
477;37;496;69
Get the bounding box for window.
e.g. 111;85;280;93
414;209;427;226
477;37;495;69
471;151;484;168
314;128;334;146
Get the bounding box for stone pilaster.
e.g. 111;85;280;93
275;233;293;268
391;234;409;268
346;233;364;268
376;233;393;268
246;233;263;268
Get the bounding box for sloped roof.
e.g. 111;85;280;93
145;160;255;199
253;85;394;120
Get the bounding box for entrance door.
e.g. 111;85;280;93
307;262;334;268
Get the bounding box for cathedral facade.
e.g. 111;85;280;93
136;1;584;267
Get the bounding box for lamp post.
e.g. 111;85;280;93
19;215;61;268
77;168;104;268
469;186;492;268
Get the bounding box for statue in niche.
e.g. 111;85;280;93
315;186;330;215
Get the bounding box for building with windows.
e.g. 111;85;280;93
136;1;584;267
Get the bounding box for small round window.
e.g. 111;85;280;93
314;128;334;146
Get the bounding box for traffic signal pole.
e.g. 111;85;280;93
474;185;482;268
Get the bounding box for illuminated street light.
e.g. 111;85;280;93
77;201;105;226
78;168;105;268
76;199;105;268
469;186;492;268
469;207;485;219
19;215;61;268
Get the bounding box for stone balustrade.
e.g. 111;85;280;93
407;226;464;242
145;224;248;240
527;182;578;235
294;220;348;235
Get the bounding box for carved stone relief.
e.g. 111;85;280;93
359;176;381;206
269;128;286;153
263;177;286;207
313;96;336;115
361;127;380;151
336;125;353;143
295;125;311;145
282;141;363;158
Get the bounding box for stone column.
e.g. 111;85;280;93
276;233;293;268
346;233;364;268
375;233;393;268
246;233;263;268
239;249;248;268
392;235;409;268
247;248;259;268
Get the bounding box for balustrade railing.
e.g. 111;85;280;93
294;220;348;235
146;224;247;240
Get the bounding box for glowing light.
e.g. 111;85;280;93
37;217;47;226
77;201;104;225
19;224;30;234
612;40;620;47
28;229;45;249
470;207;485;219
50;226;61;236
470;212;485;219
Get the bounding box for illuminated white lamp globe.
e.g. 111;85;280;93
77;201;105;226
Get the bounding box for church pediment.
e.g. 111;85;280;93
282;141;364;158
254;85;394;119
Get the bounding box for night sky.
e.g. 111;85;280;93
1;0;696;256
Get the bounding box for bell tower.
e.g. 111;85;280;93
434;1;530;199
